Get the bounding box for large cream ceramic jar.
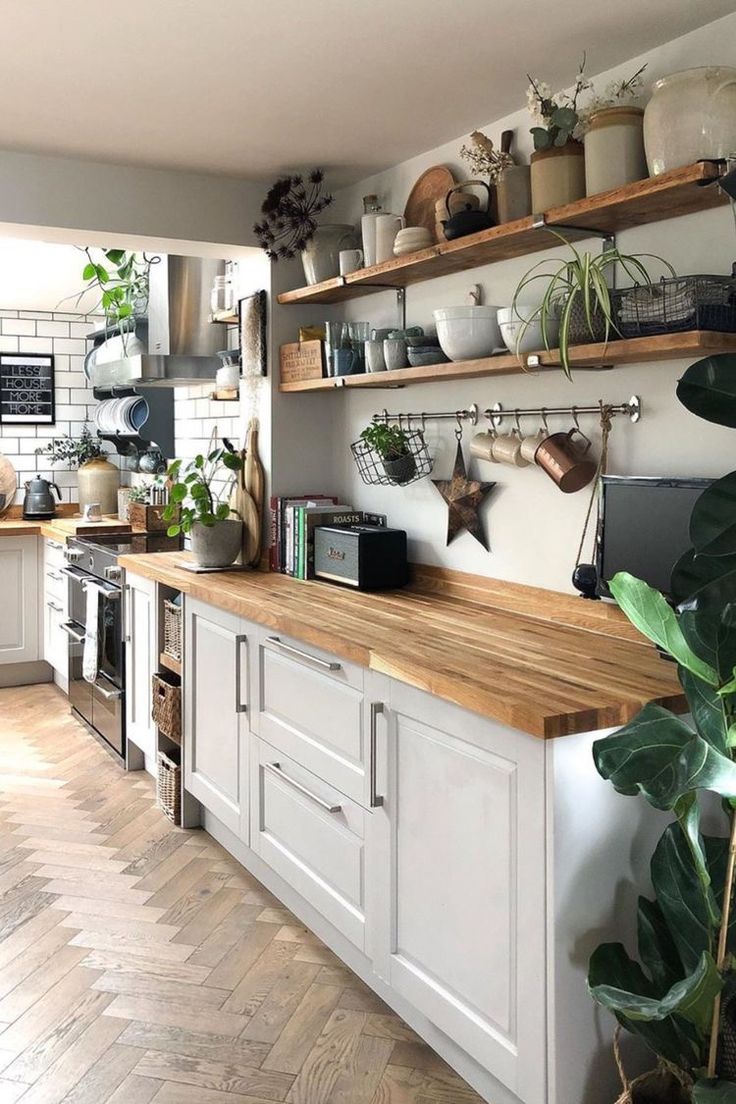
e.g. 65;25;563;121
644;66;736;175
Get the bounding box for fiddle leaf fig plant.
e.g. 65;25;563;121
162;448;244;538
588;353;736;1100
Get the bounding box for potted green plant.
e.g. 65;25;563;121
526;56;589;210
359;423;417;485
61;247;159;360
35;425;120;514
512;237;675;377
587;353;736;1102
163;447;245;568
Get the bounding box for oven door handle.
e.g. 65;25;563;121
93;680;122;702
81;579;120;599
61;621;85;643
60;566;85;580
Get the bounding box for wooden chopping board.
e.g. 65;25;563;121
404;165;456;237
0;455;17;515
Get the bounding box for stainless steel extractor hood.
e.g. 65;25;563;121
89;255;226;388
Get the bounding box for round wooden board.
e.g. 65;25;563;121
0;454;17;514
404;165;456;237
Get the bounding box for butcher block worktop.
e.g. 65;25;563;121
119;552;685;738
0;515;129;541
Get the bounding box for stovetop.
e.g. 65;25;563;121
66;530;182;582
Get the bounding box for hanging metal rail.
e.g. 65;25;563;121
485;395;641;427
372;404;479;427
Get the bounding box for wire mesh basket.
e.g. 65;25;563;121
612;275;736;338
350;429;433;487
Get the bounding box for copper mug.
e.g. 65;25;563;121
534;427;597;493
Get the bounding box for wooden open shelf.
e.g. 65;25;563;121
278;330;736;392
276;163;728;306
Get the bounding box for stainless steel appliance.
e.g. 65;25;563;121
23;476;61;519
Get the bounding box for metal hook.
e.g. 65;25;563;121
572;407;581;431
455;411;464;441
421;413;427;434
540;407;549;432
514;411;523;437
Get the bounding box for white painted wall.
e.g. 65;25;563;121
282;12;736;593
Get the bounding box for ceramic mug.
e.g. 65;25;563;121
535;427;597;493
375;213;406;264
82;502;102;521
333;348;360;376
469;432;498;462
520;429;547;464
365;340;387;372
339;248;364;276
383;337;408;371
491;432;530;467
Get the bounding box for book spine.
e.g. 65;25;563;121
269;496;279;572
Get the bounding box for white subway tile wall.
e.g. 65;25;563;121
0;309;114;504
174;382;241;506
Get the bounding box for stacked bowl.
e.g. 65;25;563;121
93;396;149;435
393;226;434;256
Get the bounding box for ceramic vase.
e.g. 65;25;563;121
644;66;736;175
301;224;359;286
584;107;647;196
191;518;243;568
77;457;120;515
530;142;586;212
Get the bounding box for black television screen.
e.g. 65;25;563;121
597;476;712;598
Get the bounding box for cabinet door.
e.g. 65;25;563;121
184;597;249;837
43;594;67;674
373;679;547;1104
124;573;157;761
0;536;40;665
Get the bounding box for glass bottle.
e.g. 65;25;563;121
361;194;383;267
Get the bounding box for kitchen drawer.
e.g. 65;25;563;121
44;565;67;605
251;736;368;951
44;595;68;675
254;631;367;804
44;538;66;570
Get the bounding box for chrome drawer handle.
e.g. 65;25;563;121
235;634;247;714
46;600;63;613
265;762;342;814
46;570;62;581
93;681;122;702
369;702;384;808
61;622;85;643
266;636;341;672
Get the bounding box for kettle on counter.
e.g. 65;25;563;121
23;476;61;520
440;180;495;240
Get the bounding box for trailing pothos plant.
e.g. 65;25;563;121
588;353;736;1101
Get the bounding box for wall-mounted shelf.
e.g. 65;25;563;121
210;310;239;324
276;163;728;306
209;388;239;402
278;330;736;392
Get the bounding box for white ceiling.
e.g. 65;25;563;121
0;0;732;184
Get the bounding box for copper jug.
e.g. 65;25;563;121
534;428;597;493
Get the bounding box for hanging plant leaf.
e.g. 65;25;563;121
689;474;736;557
671;547;736;607
679;670;728;754
651;822;717;974
592;703;736;810
638;896;687;994
677;355;736;428
589;947;720;1035
608;572;718;686
704;835;736;955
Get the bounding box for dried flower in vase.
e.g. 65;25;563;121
459;130;514;183
253;169;334;260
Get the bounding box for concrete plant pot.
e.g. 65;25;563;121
191;518;243;568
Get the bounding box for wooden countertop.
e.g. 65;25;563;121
0;516;130;541
118;553;685;739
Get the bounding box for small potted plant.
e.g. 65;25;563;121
61;248;158;357
580;64;648;195
512;236;675;377
359;423;417;486
526;56;589;210
163;447;245;568
36;425;120;514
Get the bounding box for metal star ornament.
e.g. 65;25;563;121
432;440;496;550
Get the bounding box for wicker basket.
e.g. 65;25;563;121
151;671;182;744
163;599;182;662
157;750;181;825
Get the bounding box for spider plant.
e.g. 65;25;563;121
511;233;675;378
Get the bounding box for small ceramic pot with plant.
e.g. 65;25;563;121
512;234;675;377
35;425;120;514
163;447;245;568
526;57;589;210
359;423;417;486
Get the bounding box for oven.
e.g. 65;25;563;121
62;555;125;758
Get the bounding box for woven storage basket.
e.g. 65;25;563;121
163;599;182;662
157;750;181;825
151;671;182;745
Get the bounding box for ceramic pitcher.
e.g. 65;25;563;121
644;66;736;175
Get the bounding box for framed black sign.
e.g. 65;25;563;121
0;352;55;425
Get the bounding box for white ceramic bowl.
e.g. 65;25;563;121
433;306;502;362
497;305;560;354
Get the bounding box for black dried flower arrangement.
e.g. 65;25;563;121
253;169;333;260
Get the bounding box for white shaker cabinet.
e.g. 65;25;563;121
124;572;157;763
371;677;547;1104
0;535;41;666
184;597;250;838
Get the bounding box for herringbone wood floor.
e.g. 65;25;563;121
0;684;485;1104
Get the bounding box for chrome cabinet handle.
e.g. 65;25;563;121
93;681;122;701
123;585;131;644
370;702;384;808
266;636;341;672
46;600;63;613
61;622;85;643
235;634;247;713
46;570;62;581
265;762;342;814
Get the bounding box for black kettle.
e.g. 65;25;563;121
441;180;495;240
23;476;61;520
